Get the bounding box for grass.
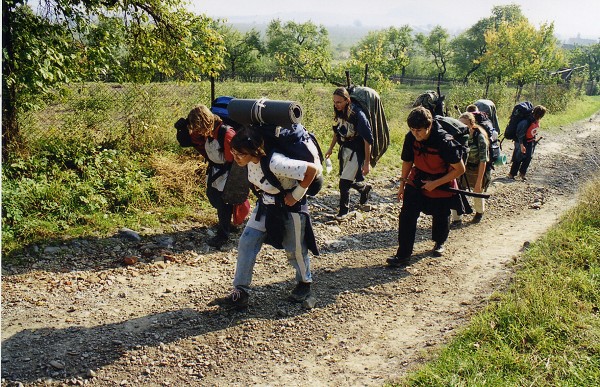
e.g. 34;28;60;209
387;178;600;386
3;81;599;263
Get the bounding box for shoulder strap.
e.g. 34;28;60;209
217;124;228;149
259;152;285;193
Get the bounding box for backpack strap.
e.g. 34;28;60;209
207;125;232;186
259;152;286;194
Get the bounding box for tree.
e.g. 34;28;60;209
483;20;565;101
569;43;600;83
265;20;332;80
416;26;452;88
452;5;526;84
348;26;412;84
2;0;226;153
220;26;265;78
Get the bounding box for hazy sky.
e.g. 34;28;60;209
189;0;600;41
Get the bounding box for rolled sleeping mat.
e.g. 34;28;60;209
227;98;303;126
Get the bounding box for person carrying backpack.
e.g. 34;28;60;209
508;105;547;180
387;107;466;267
451;112;490;224
324;87;374;220
187;104;238;248
209;126;321;310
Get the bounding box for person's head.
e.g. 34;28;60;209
187;104;221;137
533;105;547;121
407;106;433;141
333;87;352;119
465;104;478;113
230;126;266;166
460;112;488;142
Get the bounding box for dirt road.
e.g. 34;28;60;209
2;113;599;386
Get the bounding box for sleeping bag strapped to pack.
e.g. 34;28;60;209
226;98;324;198
504;101;534;141
347;85;390;167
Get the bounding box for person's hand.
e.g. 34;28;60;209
325;149;333;159
520;143;526;154
475;182;483;193
422;180;437;192
284;192;298;206
397;184;405;201
362;163;370;176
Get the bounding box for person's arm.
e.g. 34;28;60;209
284;162;318;206
362;139;372;175
397;160;413;201
422;160;466;192
325;133;337;159
516;120;529;154
475;161;486;193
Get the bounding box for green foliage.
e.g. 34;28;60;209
394;178;600;386
265;20;332;80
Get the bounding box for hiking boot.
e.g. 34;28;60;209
289;282;312;302
432;243;445;257
519;173;527;181
359;184;372;205
207;233;229;248
208;287;249;309
386;255;410;267
472;213;483;223
335;208;349;220
507;174;516;180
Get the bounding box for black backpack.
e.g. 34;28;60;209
504;101;534;141
347;85;390;167
434;115;469;162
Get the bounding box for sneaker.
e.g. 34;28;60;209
519;173;527;181
472;213;483;223
335;209;349;220
359;184;372;205
289;282;312;302
207;234;229;248
432;243;445;257
451;218;463;228
208;287;249;309
507;174;516;180
386;255;410;267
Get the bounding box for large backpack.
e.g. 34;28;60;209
471;111;501;166
227;98;324;198
414;90;446;117
474;99;500;135
504;101;534;141
434;115;470;162
347;85;390;167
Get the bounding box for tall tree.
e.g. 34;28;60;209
2;0;225;153
220;26;264;78
569;43;600;84
265;19;332;80
416;26;452;89
483;20;565;101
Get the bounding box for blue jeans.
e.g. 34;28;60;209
233;212;312;291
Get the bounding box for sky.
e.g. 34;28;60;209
189;0;600;41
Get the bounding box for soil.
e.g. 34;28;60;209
2;112;600;387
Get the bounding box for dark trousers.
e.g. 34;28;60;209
396;184;450;258
206;186;233;237
339;179;368;211
510;141;535;176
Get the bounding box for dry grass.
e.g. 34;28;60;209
149;153;207;205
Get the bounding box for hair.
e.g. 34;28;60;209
333;87;353;121
465;104;478;113
187;104;221;137
533;105;547;120
230;126;266;158
460;112;489;145
407;106;433;129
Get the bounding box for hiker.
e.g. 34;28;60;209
387;107;466;267
508;105;547;181
187;104;237;248
209;126;321;309
325;87;374;220
451;112;490;224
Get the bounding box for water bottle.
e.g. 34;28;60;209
325;158;333;174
